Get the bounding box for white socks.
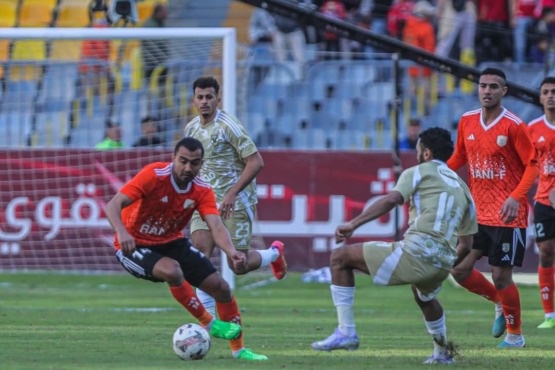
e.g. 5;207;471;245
258;247;279;268
424;315;448;357
196;288;216;317
331;285;356;337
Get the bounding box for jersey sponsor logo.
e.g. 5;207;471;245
538;136;546;142
139;223;166;236
543;163;555;175
183;199;195;209
469;166;506;180
497;135;507;147
501;255;511;262
501;243;510;253
160;196;168;203
467;134;475;140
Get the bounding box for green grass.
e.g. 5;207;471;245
0;272;552;369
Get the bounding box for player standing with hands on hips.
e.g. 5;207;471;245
447;68;539;348
105;137;268;360
184;76;287;315
527;76;555;329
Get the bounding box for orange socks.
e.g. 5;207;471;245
458;268;499;303
169;282;213;326
216;297;243;351
497;283;522;334
538;266;555;315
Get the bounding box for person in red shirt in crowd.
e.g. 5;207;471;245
387;0;415;39
320;0;348;60
402;1;436;114
475;0;515;62
447;67;539;348
527;76;555;329
104;137;269;361
513;0;539;64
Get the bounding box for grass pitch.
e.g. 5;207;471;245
0;272;553;369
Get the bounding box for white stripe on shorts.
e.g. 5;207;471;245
373;245;403;286
116;250;146;277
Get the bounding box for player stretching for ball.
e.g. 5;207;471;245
105;137;268;361
312;128;477;364
184;76;287;316
528;76;555;329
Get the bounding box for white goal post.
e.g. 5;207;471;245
0;27;240;287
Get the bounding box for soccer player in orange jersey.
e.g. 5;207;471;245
528;76;555;329
447;67;539;348
104;137;268;360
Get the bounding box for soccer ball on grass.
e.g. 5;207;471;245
172;323;211;360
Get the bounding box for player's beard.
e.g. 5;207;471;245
417;152;425;164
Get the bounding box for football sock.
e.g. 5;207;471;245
196;288;216;317
258;247;279;268
216;296;243;351
458;268;498;303
169;282;213;326
424;315;448;357
331;285;356;337
538;266;554;316
497;283;522;335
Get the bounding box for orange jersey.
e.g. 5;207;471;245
449;108;537;227
114;162;219;249
528;116;555;206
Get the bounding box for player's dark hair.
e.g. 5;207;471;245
480;67;506;84
540;76;555;89
174;137;204;158
418;127;454;162
193;76;220;96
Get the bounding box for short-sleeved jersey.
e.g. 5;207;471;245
114;162;219;249
528;115;555;206
184;109;258;210
394;160;478;270
451;108;537;227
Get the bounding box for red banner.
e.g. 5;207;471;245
0;149;539;273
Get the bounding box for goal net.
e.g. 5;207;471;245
0;27;252;284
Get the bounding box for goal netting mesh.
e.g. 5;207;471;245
0;27;256;281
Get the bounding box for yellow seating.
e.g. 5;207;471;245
0;0;17;27
56;5;91;27
21;0;58;9
50;40;84;61
10;40;47;81
137;1;155;23
18;2;53;27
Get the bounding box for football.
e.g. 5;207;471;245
172;323;211;360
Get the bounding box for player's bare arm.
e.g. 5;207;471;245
204;214;246;269
105;192;136;256
453;234;474;267
335;191;404;243
220;151;264;219
499;197;519;224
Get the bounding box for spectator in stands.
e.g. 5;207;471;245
528;6;555;64
78;13;111;97
96;124;124;150
475;0;514;63
387;0;415;39
141;4;169;86
402;1;435;114
132;116;164;147
513;0;538;65
320;0;348;60
399;118;422;150
249;9;277;87
360;0;393;56
271;1;307;77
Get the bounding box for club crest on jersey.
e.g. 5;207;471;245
497;135;507;147
183;199;195;209
502;243;510;253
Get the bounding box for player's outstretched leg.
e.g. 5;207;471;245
311;327;360;351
